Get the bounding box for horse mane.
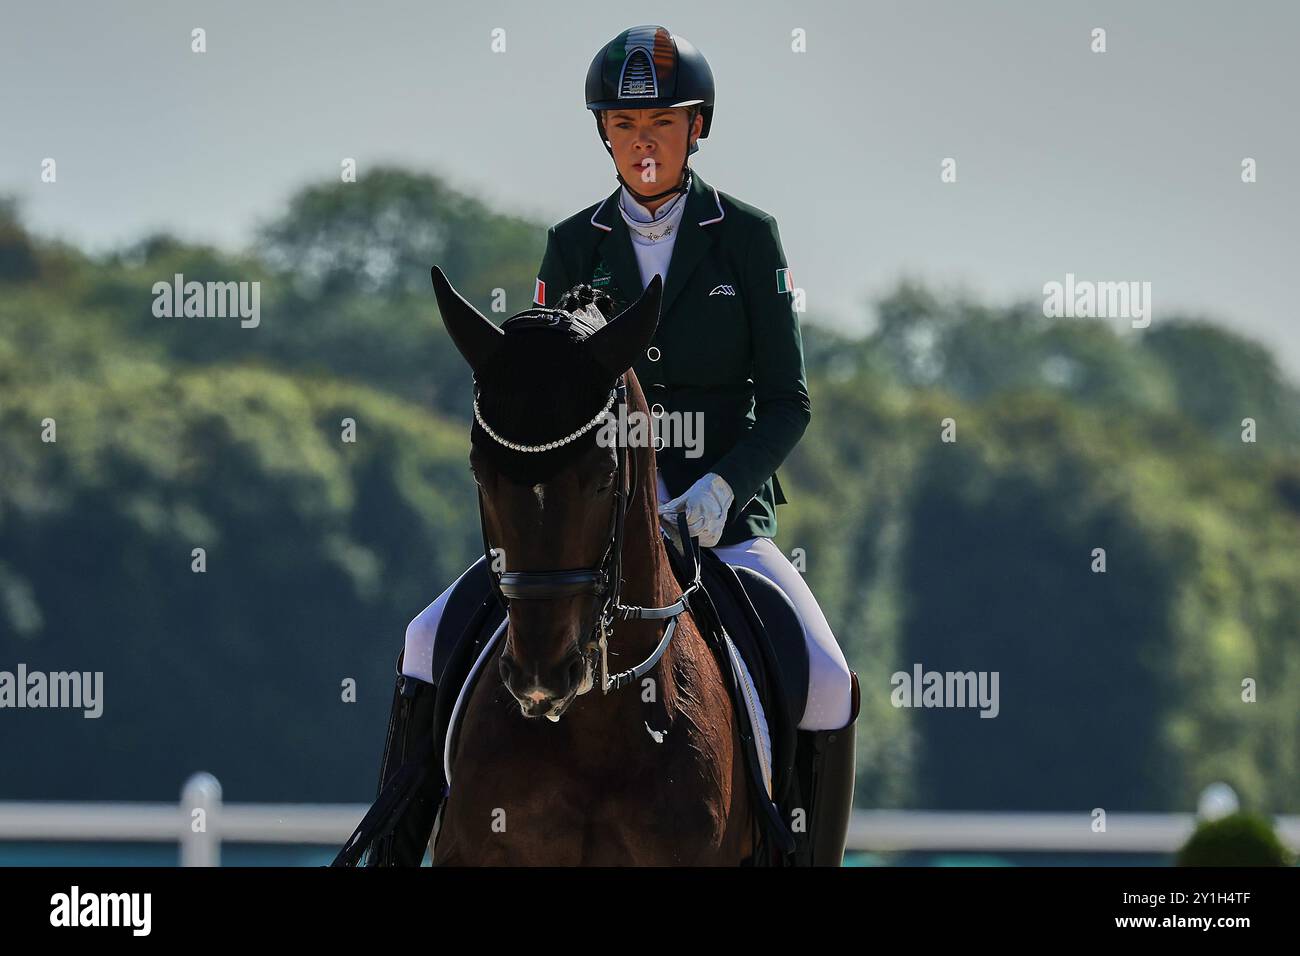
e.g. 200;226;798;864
472;284;624;484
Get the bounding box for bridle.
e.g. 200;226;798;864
471;330;700;697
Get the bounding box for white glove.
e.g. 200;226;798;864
657;472;735;548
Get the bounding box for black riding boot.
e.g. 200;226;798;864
371;673;442;866
793;671;860;866
333;665;443;867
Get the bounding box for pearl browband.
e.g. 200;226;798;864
473;386;618;453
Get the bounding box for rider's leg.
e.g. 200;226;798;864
707;536;853;731
707;533;859;866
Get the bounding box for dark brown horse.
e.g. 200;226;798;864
428;268;753;865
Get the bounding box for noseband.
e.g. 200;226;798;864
472;329;700;696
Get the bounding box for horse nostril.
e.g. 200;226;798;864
499;655;520;685
564;652;587;690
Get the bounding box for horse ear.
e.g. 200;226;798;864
431;265;503;373
582;274;663;376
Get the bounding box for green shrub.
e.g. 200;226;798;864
1176;813;1295;866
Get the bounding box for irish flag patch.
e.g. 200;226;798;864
775;268;793;294
533;277;546;306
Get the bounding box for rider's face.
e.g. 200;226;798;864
602;108;702;206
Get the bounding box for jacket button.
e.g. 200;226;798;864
651;403;665;417
646;346;661;361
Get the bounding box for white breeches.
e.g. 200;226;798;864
706;534;853;730
401;477;854;731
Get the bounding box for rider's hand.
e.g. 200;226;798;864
657;472;734;548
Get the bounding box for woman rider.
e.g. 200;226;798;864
394;25;858;865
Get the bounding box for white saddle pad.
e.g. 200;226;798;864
722;633;774;798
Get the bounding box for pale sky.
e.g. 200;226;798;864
3;0;1296;377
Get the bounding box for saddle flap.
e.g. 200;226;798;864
694;553;801;804
727;565;809;727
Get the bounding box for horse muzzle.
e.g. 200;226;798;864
500;645;589;721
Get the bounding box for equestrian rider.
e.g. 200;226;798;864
400;25;859;864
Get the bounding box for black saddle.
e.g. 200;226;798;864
720;560;809;733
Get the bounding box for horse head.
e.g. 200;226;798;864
431;266;662;720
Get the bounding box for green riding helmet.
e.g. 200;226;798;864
585;25;715;200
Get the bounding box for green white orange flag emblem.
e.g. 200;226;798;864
775;268;793;294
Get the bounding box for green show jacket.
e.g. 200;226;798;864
534;170;810;547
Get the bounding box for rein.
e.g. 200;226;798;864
473;368;701;697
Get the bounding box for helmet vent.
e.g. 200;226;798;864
619;49;658;98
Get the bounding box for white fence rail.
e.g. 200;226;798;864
0;775;1294;865
852;811;1300;854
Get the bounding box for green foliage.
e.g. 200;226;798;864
1176;813;1294;866
255;165;543;310
786;296;1300;812
869;281;1300;453
1;354;476;799
1142;322;1300;448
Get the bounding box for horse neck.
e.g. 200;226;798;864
610;441;679;662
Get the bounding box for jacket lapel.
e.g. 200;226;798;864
590;191;643;310
659;171;721;318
